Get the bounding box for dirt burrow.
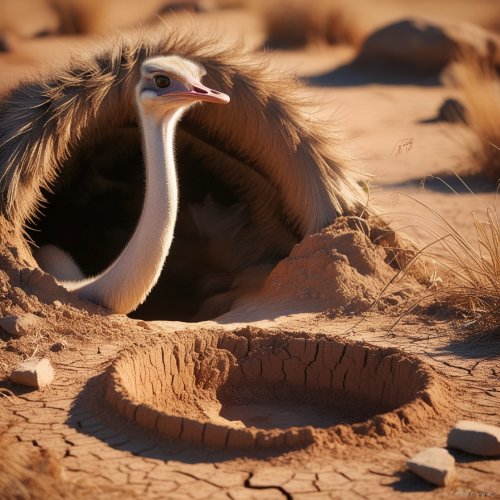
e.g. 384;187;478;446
106;327;450;452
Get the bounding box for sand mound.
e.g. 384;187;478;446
230;217;421;317
105;327;447;451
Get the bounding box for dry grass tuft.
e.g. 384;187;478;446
428;201;500;338
382;190;500;340
251;0;362;49
451;54;500;181
0;430;135;499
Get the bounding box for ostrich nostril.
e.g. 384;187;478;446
212;90;221;95
192;86;208;94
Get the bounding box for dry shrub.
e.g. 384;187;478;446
429;202;499;338
0;431;135;499
451;54;500;181
252;0;362;49
384;191;500;339
51;0;204;35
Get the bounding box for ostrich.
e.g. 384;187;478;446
36;55;230;314
0;30;368;320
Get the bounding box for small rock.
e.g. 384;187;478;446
52;300;62;309
407;447;456;486
448;420;500;457
436;98;467;123
10;358;55;389
0;313;39;338
50;341;66;352
62;310;73;319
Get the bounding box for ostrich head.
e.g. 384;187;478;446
136;56;230;119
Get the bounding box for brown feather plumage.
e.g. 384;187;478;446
0;25;367;319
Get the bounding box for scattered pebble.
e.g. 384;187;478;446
63;310;73;319
437;98;467;123
50;341;66;352
10;357;55;389
52;300;62;309
448;420;500;457
407;447;456;486
0;313;39;338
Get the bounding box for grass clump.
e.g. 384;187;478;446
253;0;362;49
382;190;500;340
452;55;500;181
430;202;500;338
0;430;135;499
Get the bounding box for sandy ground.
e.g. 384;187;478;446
0;2;499;499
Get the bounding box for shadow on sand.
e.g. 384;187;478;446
438;333;500;360
305;59;442;87
390;470;437;493
385;172;498;194
66;372;294;465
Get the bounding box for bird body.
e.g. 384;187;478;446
0;32;367;320
36;56;229;314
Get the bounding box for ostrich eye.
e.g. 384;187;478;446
154;75;171;89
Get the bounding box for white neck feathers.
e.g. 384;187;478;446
63;107;183;314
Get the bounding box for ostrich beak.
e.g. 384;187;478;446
181;80;230;104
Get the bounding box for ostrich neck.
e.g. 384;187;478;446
67;108;182;314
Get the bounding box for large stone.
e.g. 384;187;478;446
448;421;500;457
0;313;39;338
407;447;456;486
358;18;500;74
10;357;55;389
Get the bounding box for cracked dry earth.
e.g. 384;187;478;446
1;220;499;500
